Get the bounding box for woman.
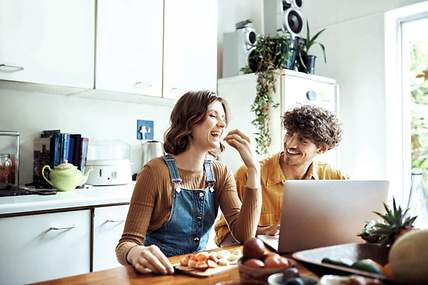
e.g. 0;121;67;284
116;91;261;274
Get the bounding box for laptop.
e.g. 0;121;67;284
258;180;389;253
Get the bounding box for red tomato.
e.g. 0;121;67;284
264;254;290;269
244;258;265;268
243;237;266;260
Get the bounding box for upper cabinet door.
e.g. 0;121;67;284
0;0;95;88
96;0;163;97
163;0;218;99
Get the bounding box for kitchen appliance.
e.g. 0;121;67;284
218;69;338;172
86;159;132;186
86;139;132;186
142;140;164;167
223;20;258;77
42;161;93;191
0;131;19;187
264;0;304;37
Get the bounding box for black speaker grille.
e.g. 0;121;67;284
286;9;303;35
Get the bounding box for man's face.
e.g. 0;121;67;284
282;132;326;167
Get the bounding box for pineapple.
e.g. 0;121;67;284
358;198;417;246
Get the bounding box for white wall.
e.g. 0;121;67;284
218;0;425;178
0;84;174;184
303;0;425;178
4;0;426;184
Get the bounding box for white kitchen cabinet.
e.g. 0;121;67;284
92;204;129;271
162;0;218;99
218;70;339;172
0;210;91;285
0;0;95;88
96;0;163;97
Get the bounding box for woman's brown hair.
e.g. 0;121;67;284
164;91;230;155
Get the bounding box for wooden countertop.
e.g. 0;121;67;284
32;246;318;285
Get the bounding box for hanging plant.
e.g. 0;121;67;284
244;33;291;155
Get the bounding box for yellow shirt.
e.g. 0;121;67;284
214;152;348;246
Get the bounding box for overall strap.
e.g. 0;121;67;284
162;154;182;185
203;159;216;190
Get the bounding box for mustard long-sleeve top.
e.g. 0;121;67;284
116;157;261;264
214;152;348;246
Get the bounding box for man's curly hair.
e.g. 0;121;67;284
282;105;342;150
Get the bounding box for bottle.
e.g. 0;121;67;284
408;168;428;229
0;154;12;184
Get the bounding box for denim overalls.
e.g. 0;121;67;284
144;154;217;257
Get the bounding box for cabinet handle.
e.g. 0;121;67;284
105;219;125;223
134;82;152;89
0;64;24;72
48;225;76;231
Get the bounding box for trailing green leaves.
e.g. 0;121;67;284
245;33;290;155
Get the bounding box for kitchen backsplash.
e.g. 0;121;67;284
0;84;174;184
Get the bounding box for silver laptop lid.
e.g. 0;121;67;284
278;180;389;253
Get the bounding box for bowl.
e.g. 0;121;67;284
238;257;290;282
267;273;284;285
215;280;267;285
267;273;319;285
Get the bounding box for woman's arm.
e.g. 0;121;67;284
115;165;174;274
220;129;262;242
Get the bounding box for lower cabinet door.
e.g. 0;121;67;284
0;210;91;285
92;205;129;271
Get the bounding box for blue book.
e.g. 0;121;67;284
67;134;81;166
50;133;61;167
59;133;70;164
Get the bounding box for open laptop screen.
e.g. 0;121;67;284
259;180;389;253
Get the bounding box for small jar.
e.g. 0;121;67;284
0;154;13;184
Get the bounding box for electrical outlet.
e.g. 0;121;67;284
137;120;154;140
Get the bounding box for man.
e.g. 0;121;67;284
214;105;348;246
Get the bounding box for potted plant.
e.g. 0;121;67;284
298;20;327;74
242;33;291;155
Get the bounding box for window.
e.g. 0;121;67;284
385;2;428;206
403;19;428;190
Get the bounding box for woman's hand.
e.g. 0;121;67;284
224;129;259;171
127;245;174;274
224;129;260;190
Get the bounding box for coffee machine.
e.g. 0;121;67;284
141;140;164;167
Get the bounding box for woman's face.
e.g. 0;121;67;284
191;100;227;151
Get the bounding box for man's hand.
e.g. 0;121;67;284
256;222;280;236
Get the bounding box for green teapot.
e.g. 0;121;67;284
42;161;92;192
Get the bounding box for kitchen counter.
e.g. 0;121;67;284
32;246;319;285
0;183;135;217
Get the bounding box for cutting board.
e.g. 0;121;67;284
173;249;242;277
174;262;238;277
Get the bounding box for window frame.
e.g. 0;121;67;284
385;2;428;205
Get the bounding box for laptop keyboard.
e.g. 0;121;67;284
257;234;280;252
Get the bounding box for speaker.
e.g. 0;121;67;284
264;0;304;37
223;23;258;78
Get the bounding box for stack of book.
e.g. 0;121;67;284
33;130;89;188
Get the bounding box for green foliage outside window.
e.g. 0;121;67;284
410;43;428;192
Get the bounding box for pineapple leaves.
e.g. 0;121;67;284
359;197;417;246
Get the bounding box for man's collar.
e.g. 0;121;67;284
266;152;286;186
304;160;319;180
